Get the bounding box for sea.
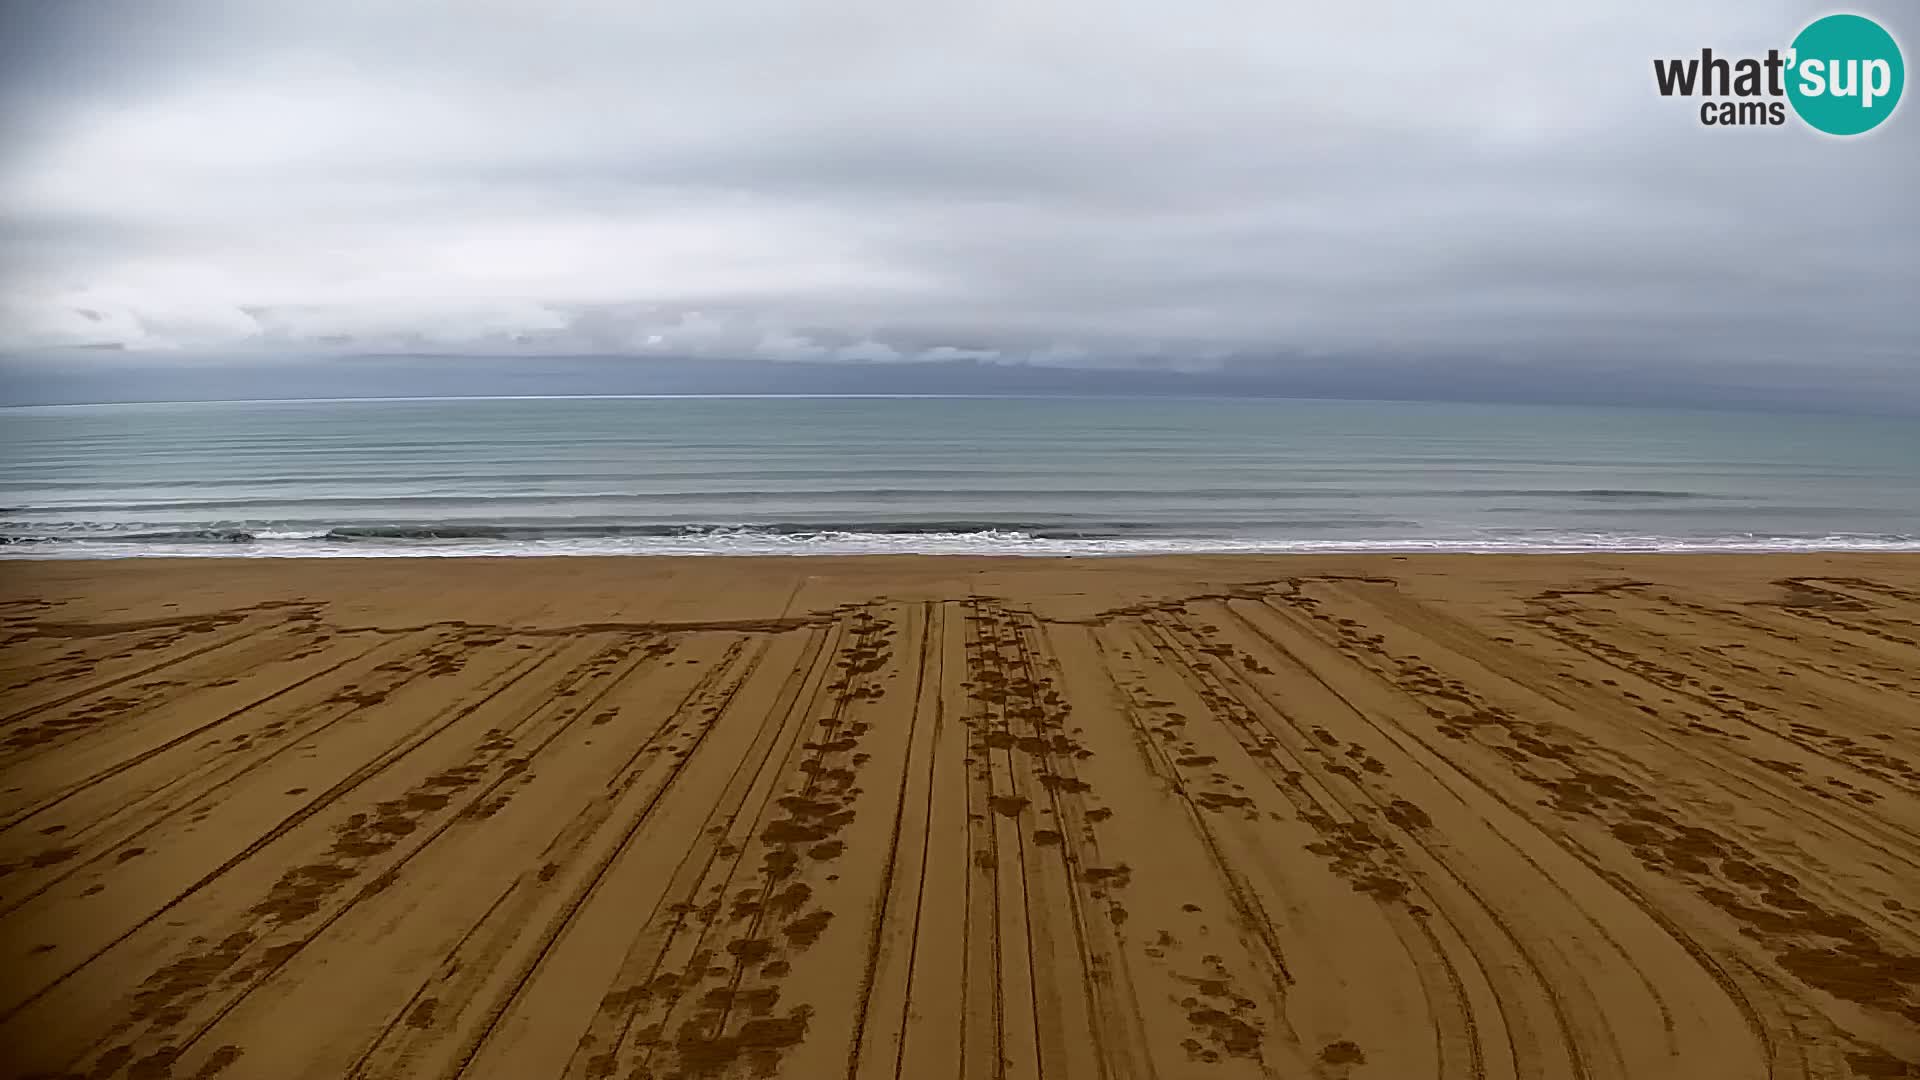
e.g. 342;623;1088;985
2;395;1917;558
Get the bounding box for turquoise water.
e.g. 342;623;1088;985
3;395;1917;557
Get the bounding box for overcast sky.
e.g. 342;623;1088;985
1;1;1916;409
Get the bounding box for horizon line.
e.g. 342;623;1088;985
0;392;1878;420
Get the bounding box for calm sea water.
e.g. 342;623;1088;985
3;396;1917;557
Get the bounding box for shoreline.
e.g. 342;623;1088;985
8;535;1920;560
3;552;1917;1075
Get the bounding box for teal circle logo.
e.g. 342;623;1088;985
1786;14;1904;135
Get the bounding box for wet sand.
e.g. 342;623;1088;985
1;553;1917;1079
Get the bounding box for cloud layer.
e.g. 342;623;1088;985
1;0;1916;406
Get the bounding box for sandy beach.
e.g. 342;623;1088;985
1;553;1916;1079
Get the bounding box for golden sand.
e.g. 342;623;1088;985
1;554;1917;1078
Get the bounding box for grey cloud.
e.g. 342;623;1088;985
0;0;1916;410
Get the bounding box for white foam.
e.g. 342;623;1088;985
6;529;1919;559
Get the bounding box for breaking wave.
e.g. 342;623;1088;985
4;520;1917;558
